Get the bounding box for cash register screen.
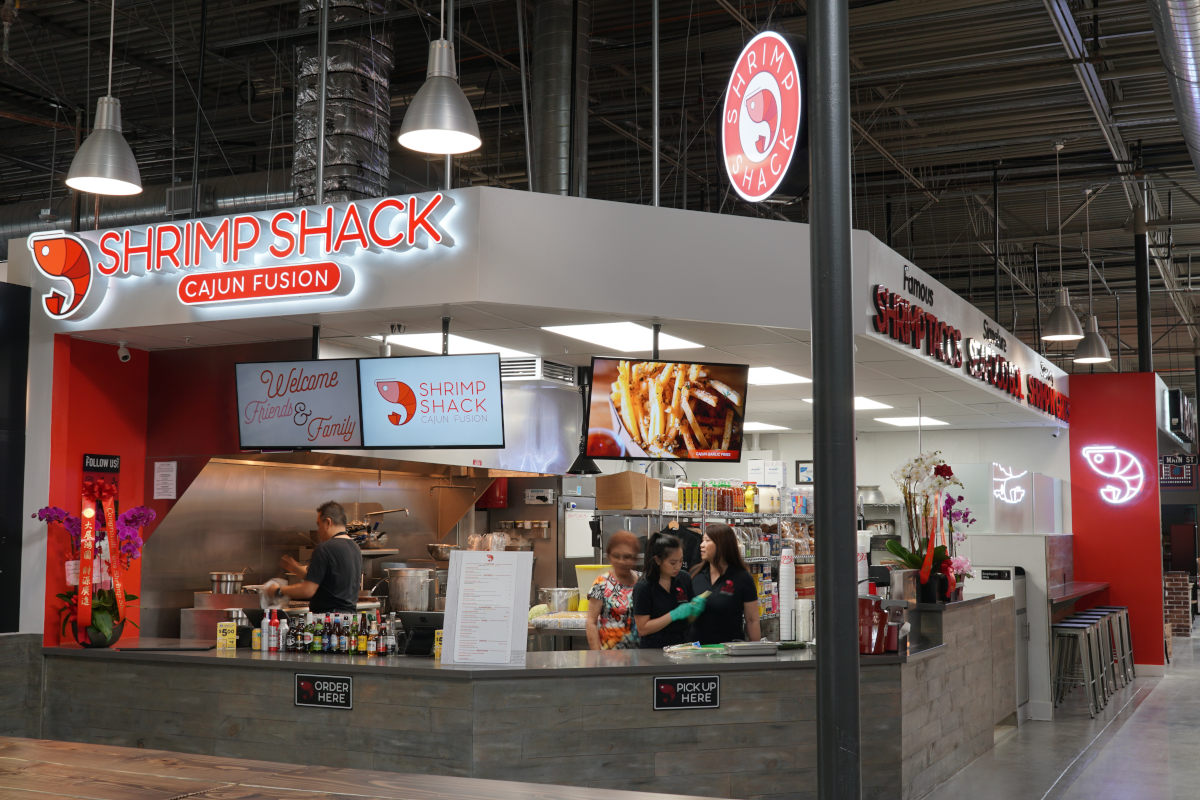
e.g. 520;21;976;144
398;611;444;656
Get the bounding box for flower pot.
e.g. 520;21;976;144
950;584;964;602
70;618;125;648
917;573;949;604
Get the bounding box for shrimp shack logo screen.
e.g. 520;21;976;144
358;354;505;449
721;31;805;203
26;192;451;322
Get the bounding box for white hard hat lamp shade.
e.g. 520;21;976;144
66;97;142;196
398;40;481;155
1073;315;1112;364
1043;286;1085;342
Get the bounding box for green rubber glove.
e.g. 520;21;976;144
689;594;708;615
668;602;694;622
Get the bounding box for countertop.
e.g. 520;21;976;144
44;637;941;677
1048;581;1110;604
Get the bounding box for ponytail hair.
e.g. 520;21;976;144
642;532;682;586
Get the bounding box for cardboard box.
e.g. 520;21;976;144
596;472;660;509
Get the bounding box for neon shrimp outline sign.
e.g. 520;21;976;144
992;463;1028;505
1081;446;1145;505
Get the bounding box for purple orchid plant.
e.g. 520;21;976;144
941;494;977;559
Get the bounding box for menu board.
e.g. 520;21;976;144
441;550;533;665
358;354;505;448
235;359;362;449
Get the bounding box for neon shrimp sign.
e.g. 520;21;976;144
1081;446;1145;505
992;463;1028;504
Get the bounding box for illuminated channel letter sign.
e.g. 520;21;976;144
26;192;452;321
721;31;804;202
992;463;1028;504
1081;446;1145;505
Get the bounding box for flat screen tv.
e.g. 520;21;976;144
585;357;749;462
235;359;363;449
358;354;505;448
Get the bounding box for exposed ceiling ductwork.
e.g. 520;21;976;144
1148;0;1200;185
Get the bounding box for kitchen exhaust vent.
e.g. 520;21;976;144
500;357;577;386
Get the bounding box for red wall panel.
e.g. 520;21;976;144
44;336;149;645
1069;372;1164;666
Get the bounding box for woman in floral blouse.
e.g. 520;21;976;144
585;530;641;650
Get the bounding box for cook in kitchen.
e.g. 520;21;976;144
267;501;363;613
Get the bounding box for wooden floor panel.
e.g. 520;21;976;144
0;737;710;800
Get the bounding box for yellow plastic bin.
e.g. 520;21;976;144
574;564;612;608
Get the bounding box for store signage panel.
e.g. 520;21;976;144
653;675;720;710
26;192;453;323
235;359;362;448
358;354;504;448
722;31;806;202
294;673;352;709
864;257;1070;424
1160;454;1197;488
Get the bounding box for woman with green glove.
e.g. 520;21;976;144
633;532;705;649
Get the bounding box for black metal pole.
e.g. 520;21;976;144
652;323;661;360
1115;294;1122;373
1135;206;1152;372
993;165;1000;323
809;1;861;797
191;0;208;215
442;316;451;355
1033;243;1043;353
311;325;320;359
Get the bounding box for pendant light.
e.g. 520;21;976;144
397;0;481;155
1042;142;1083;342
1073;192;1112;364
66;0;142;196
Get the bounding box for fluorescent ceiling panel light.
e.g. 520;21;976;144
743;422;790;431
541;322;702;352
874;416;949;427
748;367;811;385
802;397;894;410
374;333;532;359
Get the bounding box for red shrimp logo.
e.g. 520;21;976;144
376;380;417;425
27;232;95;320
297;678;315;702
658;682;677;703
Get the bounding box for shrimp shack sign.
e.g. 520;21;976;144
25;192;453;322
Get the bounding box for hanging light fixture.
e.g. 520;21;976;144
1042;142;1083;342
397;0;481;155
567;370;601;475
66;0;142;196
1074;191;1112;364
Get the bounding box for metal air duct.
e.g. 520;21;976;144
292;0;393;204
530;0;590;196
1148;0;1200;181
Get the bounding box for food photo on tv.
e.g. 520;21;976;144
586;358;749;462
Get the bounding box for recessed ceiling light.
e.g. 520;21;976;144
743;421;790;431
373;333;532;359
874;416;949;427
541;322;702;352
748;367;811;385
802;397;894;410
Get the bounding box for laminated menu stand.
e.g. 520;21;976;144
441;550;534;666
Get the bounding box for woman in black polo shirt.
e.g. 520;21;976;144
633;533;703;649
691;523;761;644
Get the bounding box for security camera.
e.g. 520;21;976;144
379;339;392;357
117;341;131;363
1050;426;1061;439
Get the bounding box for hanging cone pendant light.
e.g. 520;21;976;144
1044;287;1084;341
398;39;481;154
1073;316;1112;364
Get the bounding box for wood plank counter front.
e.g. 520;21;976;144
3;596;1015;800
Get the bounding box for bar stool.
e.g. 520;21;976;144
1052;621;1102;717
1065;610;1121;695
1091;606;1135;683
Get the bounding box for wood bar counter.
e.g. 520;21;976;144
1;595;1014;800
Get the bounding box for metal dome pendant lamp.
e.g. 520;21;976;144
397;0;481;155
66;0;142;196
1073;191;1112;364
1042;142;1084;342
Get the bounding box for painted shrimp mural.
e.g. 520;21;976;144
1080;446;1145;505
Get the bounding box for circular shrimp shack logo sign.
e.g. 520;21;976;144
721;31;804;202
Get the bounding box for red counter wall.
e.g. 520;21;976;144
1069;372;1164;667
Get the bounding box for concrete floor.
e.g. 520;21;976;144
924;628;1200;800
